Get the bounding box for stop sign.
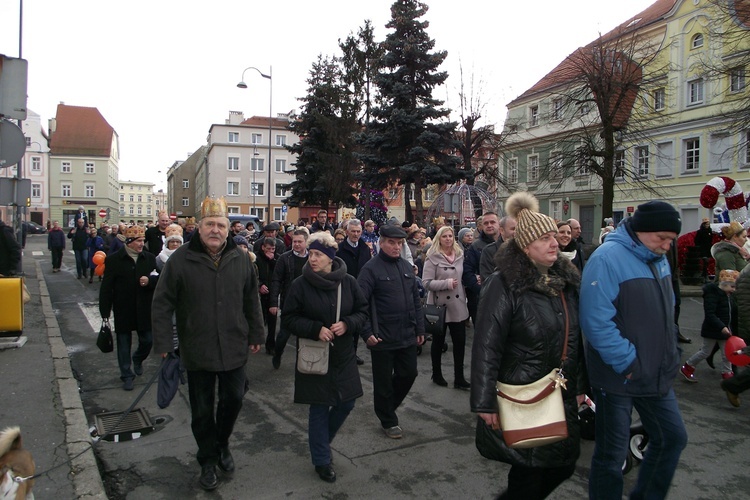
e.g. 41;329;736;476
169;213;177;221
99;209;107;218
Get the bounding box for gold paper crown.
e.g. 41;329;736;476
165;224;183;238
201;196;228;219
124;225;146;239
185;217;196;224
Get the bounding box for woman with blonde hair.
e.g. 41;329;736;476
423;225;471;389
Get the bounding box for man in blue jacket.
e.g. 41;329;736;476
358;224;424;439
580;201;688;500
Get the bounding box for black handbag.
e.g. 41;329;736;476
97;318;114;353
423;293;446;337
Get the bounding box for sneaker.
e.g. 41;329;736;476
680;363;697;383
383;425;403;439
722;372;734;380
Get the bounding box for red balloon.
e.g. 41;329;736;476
725;336;750;366
92;253;105;266
95;264;105;277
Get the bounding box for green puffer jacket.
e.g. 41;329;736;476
711;241;748;273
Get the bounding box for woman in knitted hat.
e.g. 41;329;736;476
711;221;749;274
681;269;739;382
156;224;184;271
471;191;583;499
457;227;474;251
423;225;471;389
280;231;369;483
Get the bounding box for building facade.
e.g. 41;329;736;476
166;146;203;220
118;180;155;224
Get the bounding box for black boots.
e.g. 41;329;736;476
432;372;448;386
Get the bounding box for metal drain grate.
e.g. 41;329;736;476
95;407;154;441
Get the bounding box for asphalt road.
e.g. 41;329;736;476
20;234;750;499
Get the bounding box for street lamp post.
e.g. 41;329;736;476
237;66;272;222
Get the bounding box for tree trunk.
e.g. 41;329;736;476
404;189;414;225
601;175;615;227
414;179;425;224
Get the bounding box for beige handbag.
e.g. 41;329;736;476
495;293;571;449
297;284;341;375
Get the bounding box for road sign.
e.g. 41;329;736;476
169;213;177;221
0;119;26;168
99;209;107;218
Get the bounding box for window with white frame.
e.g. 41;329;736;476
249;207;263;218
182;197;189;206
182;179;189;188
129;194;134;202
424;185;436;202
228;156;239;171
528;155;539;182
274;207;283;220
227;181;240;196
251;182;264;196
228;206;240;214
31;183;41;199
692;33;704;49
654;88;666;111
137;205;143;216
550;200;562;221
508;158;518;184
550;152;564;179
685;138;700;172
275;159;286;172
731;68;746;92
275;183;287;197
61;161;71;173
688;79;704;105
228;131;239;143
31;157;41;172
656;142;674;177
275;135;287;146
388;187;398;200
636;146;649;176
147;207;152;216
529;105;539;127
119;194;124;201
551;98;564;121
251;133;262;144
129;206;134;215
119;206;124;215
406;184;415;202
576;155;590;176
251;158;264;171
85;162;95;174
614;150;626;179
85;184;95;198
137;194;142;202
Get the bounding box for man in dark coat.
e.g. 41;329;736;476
358;224;425;439
337;218;371;365
269;229;309;368
68;218;90;279
47;221;66;272
144;211;171;257
252;222;286;256
152;197;265;491
462;212;499;324
255;237;279;355
99;225;158;391
479;216;516;282
0;219;21;276
310;210;334;234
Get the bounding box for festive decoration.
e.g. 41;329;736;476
355;189;389;229
700;176;748;225
92;251;106;266
95;264;105;276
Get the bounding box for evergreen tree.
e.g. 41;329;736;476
284;55;359;210
357;0;461;223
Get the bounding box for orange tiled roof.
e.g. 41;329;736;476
241;116;291;129
49;103;115;156
508;0;677;106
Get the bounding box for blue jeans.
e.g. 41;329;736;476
116;330;152;381
73;249;88;277
589;388;687;500
186;366;246;467
308;399;356;466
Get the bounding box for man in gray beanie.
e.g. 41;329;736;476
580;200;687;500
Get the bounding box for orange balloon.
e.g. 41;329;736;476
95;264;105;276
92;253;105;266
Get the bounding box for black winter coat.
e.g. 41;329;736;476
256;251;277;307
270;250;308;308
281;258;368;405
471;240;583;468
701;282;738;339
68;226;89;251
99;247;158;333
336;238;371;278
0;221;21;276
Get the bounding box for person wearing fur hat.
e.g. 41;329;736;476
681;269;739;383
711;220;749;274
99;225;159;391
156;224;184;272
457;227;474;251
580;200;687;500
471;192;583;499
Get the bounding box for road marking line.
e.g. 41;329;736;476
79;302;109;334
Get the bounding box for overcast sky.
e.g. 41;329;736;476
0;0;657;186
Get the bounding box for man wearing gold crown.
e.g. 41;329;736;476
99;225;158;391
152;196;265;491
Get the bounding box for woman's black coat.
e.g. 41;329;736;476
99;247;158;333
281;257;368;406
471;239;583;468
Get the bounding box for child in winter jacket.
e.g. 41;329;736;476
681;269;740;381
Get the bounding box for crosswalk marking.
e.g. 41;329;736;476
32;251;44;256
79;302;110;334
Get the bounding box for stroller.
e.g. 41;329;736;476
578;395;649;475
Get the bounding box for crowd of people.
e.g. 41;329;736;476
10;196;744;498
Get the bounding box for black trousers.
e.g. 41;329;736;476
51;247;63;269
497;463;576;500
431;321;467;381
186;366;246;467
370;345;418;428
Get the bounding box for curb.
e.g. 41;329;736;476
36;260;108;499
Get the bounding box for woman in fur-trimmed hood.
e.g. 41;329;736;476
471;191;584;500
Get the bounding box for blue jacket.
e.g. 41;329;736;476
579;219;679;397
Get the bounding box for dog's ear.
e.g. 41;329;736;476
0;427;22;456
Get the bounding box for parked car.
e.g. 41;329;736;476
23;221;47;234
